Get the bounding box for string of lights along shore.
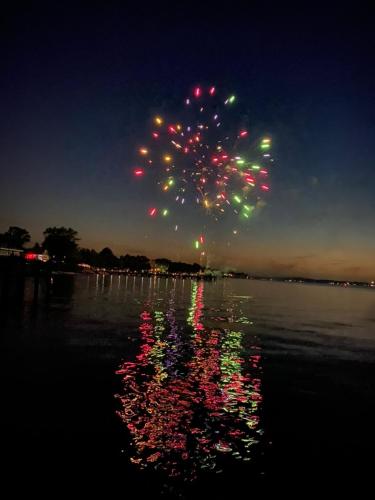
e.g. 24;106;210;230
133;85;274;254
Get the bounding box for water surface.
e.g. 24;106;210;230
1;275;374;495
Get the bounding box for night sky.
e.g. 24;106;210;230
1;3;374;280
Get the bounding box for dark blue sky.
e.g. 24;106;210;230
1;2;374;280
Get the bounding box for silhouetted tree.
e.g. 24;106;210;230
169;261;202;273
0;226;30;249
98;247;119;268
31;242;43;253
155;258;171;267
42;227;79;261
119;254;150;271
79;248;99;266
135;255;150;271
191;262;202;273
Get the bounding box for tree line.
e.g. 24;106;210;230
0;226;202;272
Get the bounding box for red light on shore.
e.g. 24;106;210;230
194;87;201;98
134;168;144;177
209;86;215;95
25;253;37;261
149;208;157;217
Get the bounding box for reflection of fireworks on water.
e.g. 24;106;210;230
115;281;263;481
133;85;274;250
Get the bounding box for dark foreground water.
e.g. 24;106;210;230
1;275;375;496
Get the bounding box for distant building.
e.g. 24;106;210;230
24;251;49;262
78;263;93;272
0;247;24;257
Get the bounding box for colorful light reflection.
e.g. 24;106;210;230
116;281;263;481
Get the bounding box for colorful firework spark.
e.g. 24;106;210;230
133;85;274;246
